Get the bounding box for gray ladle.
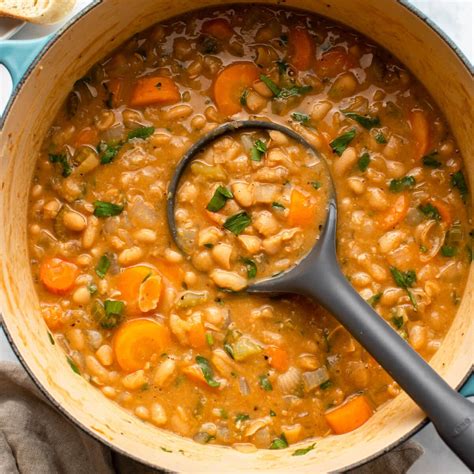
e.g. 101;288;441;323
167;120;473;469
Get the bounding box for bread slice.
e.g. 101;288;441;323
0;0;75;24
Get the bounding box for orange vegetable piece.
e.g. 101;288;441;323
188;322;207;349
288;188;317;227
381;193;410;230
288;27;315;71
315;47;356;78
41;304;63;330
130;76;180;108
325;394;373;434
113;318;170;372
74;127;98;147
428;198;453;227
182;364;217;388
266;345;289;372
138;275;163;313
153;258;184;288
116;265;154;314
409;110;430;160
39;257;79;294
213;62;260;116
202;18;233;40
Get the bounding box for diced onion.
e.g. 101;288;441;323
302;367;329;392
238;376;251;396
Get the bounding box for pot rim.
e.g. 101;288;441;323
0;1;472;471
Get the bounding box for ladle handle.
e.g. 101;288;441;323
299;247;474;469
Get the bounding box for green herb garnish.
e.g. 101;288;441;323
259;74;281;96
276;59;289;74
270;433;288;449
206;332;214;346
367;292;382;307
418;203;441;221
357;152;371;172
127;126;155;140
259;374;273;391
270;409;276;417
196;355;220;387
102;300;124;328
344;112;380;130
441;245;457;257
291;112;310;125
235;413;250;422
259;74;311;99
250;139;267;162
311;181;322;190
389;176;416;193
375;131;387;144
422;151;441;168
451;171;468;202
292;443;316;456
390;267;417;309
93;200;124;217
272;202;285;210
320;380;332;390
95;254;111;279
242;258;257;279
240;88;249;106
66;356;80;375
98;142;122;164
330;129;356;156
391;315;404;330
49;153;72;177
223;211;251;235
207;186;233;212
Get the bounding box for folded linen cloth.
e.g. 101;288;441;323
0;361;423;474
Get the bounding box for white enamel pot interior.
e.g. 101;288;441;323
0;0;472;472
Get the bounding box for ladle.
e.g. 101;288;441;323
167;120;473;469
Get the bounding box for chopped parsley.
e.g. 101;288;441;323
66;356;80;375
127;126;155;140
451;171;468;202
319;380;333;390
418;203;441;221
259;74;281;96
367;292;382;307
206;332;214;346
375;131;387;144
196;356;220;388
93;200;124;217
422;151;441;168
49;153;72;177
95;254;111;279
389;176;416;193
258;374;273;391
270;433;288;449
390;266;417;309
391;315;404;330
291;112;310;125
311;181;322;190
102;300;124;328
343;112;380;130
235;413;250;422
207;186;233;212
98;142;122;164
250;139;267;162
272;202;285;210
357;152;371;172
242;258;257;279
292;443;316;456
330;129;356;156
223;212;251;235
240;88;249;106
441;245;457;257
259;74;312;99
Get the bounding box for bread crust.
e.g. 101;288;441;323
0;0;76;25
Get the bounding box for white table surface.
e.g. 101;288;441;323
0;1;472;472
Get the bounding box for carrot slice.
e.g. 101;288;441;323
130;76;180;108
188;322;207;349
213;62;260;116
288;189;317;227
113;319;170;372
41;304;63;330
74;127;99;147
325;394;373;434
381;193;410;230
153;258;185;288
116;265;155;314
138;275;163;312
428;198;453;227
266;345;289;372
409;110;430;160
288;27;315;71
182;364;208;386
202;18;233;40
40;257;79;294
315;47;356;78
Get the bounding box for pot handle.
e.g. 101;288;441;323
0;36;53;115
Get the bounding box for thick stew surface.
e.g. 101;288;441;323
27;6;471;451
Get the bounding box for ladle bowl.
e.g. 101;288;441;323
167;120;474;470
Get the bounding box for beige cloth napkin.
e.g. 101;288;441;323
0;361;423;474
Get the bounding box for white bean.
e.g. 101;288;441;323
153;359;176;387
164;248;183;263
333;147;357;176
210;269;247;291
122;370;147;390
96;344;114;366
150;402;167;426
72;286;91;305
118;246;143;266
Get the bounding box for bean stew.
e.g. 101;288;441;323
28;6;471;451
